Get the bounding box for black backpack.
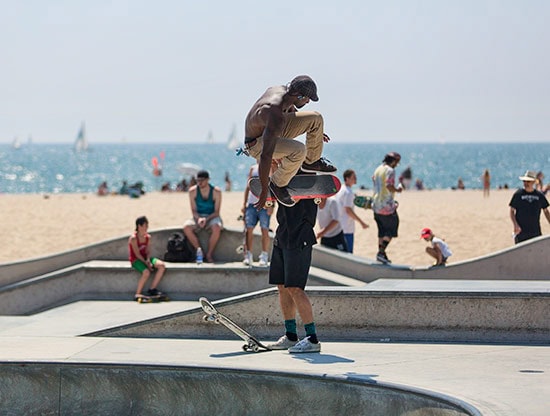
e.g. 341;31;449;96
164;232;195;262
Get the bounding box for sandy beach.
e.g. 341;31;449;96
1;188;548;267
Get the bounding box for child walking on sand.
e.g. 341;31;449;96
420;227;452;267
129;216;167;302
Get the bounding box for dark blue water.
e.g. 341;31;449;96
0;142;548;193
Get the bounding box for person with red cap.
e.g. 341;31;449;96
420;228;452;267
243;75;336;208
372;152;403;264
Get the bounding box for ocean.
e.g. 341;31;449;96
0;142;548;194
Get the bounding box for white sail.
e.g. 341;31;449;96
226;124;240;150
12;136;21;150
74;122;88;152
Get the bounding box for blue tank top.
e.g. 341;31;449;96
196;184;215;215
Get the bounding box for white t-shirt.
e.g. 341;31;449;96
246;164;259;205
336;185;355;233
317;197;343;238
432;237;452;258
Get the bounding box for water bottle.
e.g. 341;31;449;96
196;247;203;265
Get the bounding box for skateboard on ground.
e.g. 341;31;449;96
354;195;373;209
199;297;271;352
248;174;341;207
135;293;170;303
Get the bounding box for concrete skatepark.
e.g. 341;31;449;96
0;227;549;415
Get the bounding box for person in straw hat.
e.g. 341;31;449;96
509;170;550;244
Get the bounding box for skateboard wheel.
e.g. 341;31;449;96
252;345;260;352
314;197;321;205
214;318;221;324
242;345;249;352
265;201;273;208
236;245;244;254
202;315;209;322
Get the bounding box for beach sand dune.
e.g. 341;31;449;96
1;189;547;267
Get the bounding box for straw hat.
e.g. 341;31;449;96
518;170;537;182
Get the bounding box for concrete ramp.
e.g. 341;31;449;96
312;235;550;281
0;362;477;415
90;280;550;344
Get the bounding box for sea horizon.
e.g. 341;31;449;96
1;142;548;194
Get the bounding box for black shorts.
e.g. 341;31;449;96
374;212;399;238
269;244;312;290
320;231;348;252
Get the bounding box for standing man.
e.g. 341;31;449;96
372;152;403;264
267;199;321;353
243;75;336;208
509;170;550;244
242;163;273;267
182;170;223;263
316;196;348;252
336;169;369;253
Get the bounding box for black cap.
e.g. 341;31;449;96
289;75;319;101
197;170;209;179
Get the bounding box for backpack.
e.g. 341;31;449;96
164;232;195;262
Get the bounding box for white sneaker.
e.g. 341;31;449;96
267;335;298;350
242;252;253;266
288;336;321;353
258;251;269;267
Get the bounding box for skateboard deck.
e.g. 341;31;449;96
354;195;373;209
135;294;170;303
248;174;341;207
199;297;271;352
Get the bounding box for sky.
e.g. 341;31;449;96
2;0;550;144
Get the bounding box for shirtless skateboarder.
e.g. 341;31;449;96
243;75;336;208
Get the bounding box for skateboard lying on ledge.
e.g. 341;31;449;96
135;293;170;303
199;297;271;352
248;174;341;207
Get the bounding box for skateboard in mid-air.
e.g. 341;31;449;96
248;174;341;207
199;297;271;352
354;195;373;209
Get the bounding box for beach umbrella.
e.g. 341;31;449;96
177;163;201;177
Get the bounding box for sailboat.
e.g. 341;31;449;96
74;122;88;152
226;124;240;150
11;136;21;150
206;130;214;144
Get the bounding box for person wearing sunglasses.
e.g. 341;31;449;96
243;75;336;208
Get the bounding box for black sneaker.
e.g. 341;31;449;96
147;288;164;297
301;157;337;174
269;182;296;207
376;252;392;264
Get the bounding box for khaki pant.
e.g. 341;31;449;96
247;111;324;187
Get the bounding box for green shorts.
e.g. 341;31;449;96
132;258;160;273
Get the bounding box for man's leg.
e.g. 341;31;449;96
270;138;306;187
183;224;200;250
344;233;354;253
281;111;324;164
206;223;222;262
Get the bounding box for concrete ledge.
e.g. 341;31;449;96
0;260;363;316
0;261;272;316
0;226;265;287
0;362;478;415
91;280;550;344
312;235;550;281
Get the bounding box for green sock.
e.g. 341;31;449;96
304;322;318;343
284;319;298;341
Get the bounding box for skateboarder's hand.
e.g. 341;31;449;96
254;191;268;211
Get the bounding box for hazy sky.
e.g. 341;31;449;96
2;0;549;143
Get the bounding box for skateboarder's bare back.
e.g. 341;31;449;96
243;75;336;208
